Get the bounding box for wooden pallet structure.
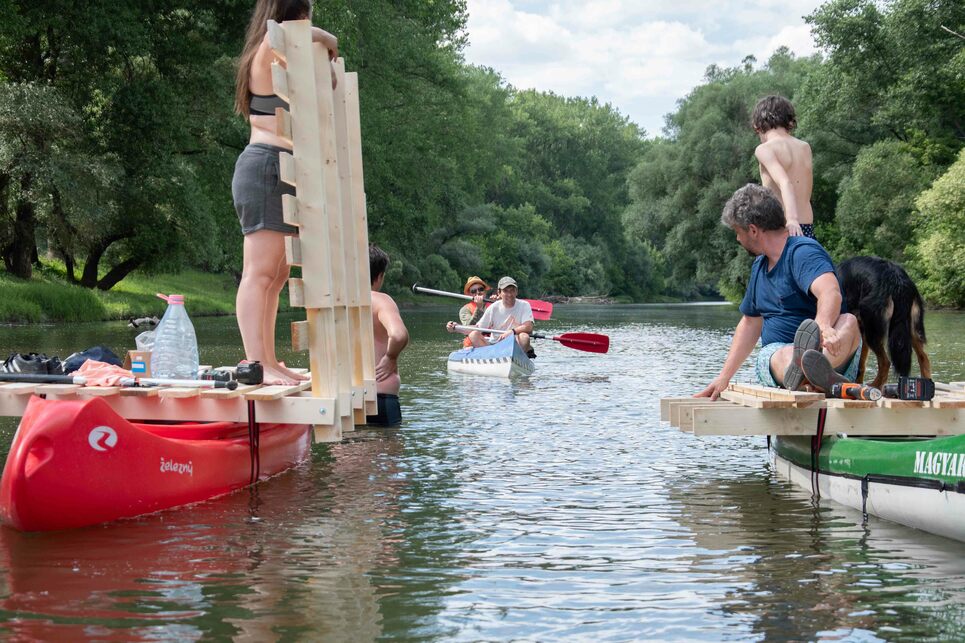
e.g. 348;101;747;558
661;382;965;437
0;20;377;443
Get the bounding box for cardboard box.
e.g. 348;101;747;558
124;350;152;377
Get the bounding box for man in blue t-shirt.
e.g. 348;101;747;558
696;184;862;400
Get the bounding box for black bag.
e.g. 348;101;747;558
63;346;123;374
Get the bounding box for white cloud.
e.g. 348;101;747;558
464;0;825;135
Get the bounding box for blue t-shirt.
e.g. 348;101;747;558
739;237;843;345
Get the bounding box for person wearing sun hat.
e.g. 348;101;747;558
447;276;535;358
457;276;490;347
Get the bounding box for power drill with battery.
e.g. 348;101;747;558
881;376;934;401
199;361;264;385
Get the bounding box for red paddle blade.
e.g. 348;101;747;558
525;299;553;320
555;332;609;353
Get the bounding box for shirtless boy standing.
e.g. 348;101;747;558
752;95;815;239
368;244;409;426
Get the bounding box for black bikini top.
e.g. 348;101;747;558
249;93;289;116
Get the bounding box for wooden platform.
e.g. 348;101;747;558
661;382;965;437
0;378;341;442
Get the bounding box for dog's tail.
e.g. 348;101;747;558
888;284;927;377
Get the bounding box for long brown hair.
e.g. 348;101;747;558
234;0;312;118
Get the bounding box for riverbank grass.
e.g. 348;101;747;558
0;264;264;323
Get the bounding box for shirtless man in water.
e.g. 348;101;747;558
367;244;408;426
752;95;816;239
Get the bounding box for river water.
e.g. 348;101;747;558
0;304;962;640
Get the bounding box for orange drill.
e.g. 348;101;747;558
830;382;882;401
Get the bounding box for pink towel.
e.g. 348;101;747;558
76;360;135;386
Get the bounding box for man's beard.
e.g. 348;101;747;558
744;246;758;257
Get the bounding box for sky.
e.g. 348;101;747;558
462;0;826;136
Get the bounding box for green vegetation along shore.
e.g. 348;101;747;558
0;263;256;324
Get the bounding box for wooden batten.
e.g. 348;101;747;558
0;383;39;395
728;383;824;403
34;384;82;397
288;278;305;307
157;387;202;399
275;108;293;144
291;320;310;352
270;62;289;101
285;236;302;266
279;152;296;187
720;390;795;409
266;19;287;62
281;194;299;226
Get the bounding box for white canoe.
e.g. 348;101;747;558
447;334;535;378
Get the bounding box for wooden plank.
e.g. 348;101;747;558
932;398;965;409
333;59;367;420
34;384;80;396
313;48;354;434
679;402;732;433
660;396;695;422
823;398;877;409
720;389;796;409
76;387;120;397
728;382;825;402
82;393;335;426
344;71;377;416
200;384;260;399
0;383;39;395
879;398;926;409
244;380;312;401
285;236;302;266
692;406;963;436
291;320;310;352
157;387;202;399
119;386;159;397
280;21;334;310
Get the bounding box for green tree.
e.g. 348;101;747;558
833;140;938;261
909;149;965;306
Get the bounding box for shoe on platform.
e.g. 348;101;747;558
783;319;821;391
526;349;537;359
0;353;48;375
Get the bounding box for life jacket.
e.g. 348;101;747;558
463;302;478;347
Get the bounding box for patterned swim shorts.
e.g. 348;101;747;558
756;340;862;388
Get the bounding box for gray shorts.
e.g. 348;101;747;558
232;143;297;235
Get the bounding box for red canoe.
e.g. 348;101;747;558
0;395;311;532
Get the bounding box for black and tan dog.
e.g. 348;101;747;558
837;256;931;389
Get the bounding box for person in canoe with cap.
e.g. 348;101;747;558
457;276;490;348
447;276;536;358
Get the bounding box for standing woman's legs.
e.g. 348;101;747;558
237;230;297;385
262;244;308;381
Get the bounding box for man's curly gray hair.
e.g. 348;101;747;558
720;184;786;231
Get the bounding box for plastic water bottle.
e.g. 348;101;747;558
150;294;199;379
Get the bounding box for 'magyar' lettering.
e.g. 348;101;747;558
914;451;965;477
159;457;194;476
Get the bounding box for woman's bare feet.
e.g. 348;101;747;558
276;361;309;381
261;366;298;386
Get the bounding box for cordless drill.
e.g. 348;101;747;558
829;382;882;401
199;361;264;385
882;376;934;401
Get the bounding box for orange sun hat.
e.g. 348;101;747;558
463;276;489;295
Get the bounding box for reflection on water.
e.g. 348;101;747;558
0;305;962;639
